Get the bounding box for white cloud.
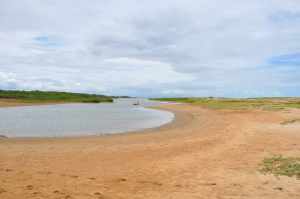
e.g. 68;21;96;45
0;0;300;97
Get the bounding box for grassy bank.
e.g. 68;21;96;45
0;90;113;103
152;97;300;110
259;155;300;179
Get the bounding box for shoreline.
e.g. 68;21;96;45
0;99;113;109
0;99;67;108
1;104;300;198
0;104;185;140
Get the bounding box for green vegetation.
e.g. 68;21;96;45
152;97;300;110
0;90;113;103
259;155;300;179
281;119;300;125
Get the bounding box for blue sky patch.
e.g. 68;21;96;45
269;11;300;23
269;53;300;66
33;35;63;47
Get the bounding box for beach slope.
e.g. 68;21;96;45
1;104;300;199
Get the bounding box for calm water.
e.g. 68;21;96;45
0;99;174;137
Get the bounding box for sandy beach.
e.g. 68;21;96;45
1;103;300;199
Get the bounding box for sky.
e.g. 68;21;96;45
0;0;300;97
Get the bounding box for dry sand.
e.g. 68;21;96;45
1;104;300;199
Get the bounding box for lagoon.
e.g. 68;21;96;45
0;99;174;137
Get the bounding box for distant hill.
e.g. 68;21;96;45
0;90;113;103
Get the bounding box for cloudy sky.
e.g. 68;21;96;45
0;0;300;97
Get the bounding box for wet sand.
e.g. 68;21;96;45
1;104;300;199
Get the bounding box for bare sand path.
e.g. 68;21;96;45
1;104;300;199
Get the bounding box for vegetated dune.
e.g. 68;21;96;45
0;90;113;105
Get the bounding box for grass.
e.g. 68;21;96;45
280;119;300;125
152;97;300;110
259;155;300;179
0;90;113;103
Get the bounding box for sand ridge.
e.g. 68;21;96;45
1;104;300;198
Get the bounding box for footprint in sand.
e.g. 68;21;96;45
0;187;6;194
199;182;217;186
138;181;163;186
231;183;242;187
61;174;79;179
26;185;34;190
274;187;284;191
53;189;73;199
116;178;127;182
69;175;79;178
53;190;61;194
94;192;106;199
32;191;41;195
174;184;183;188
